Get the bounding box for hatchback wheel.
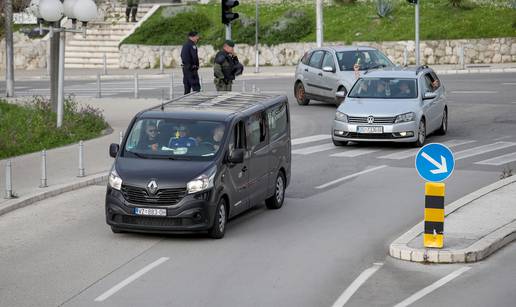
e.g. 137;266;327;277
335;87;347;106
266;172;286;209
436;109;448;135
295;82;310;106
208;198;227;239
413;119;426;147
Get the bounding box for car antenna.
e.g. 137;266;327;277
161;89;165;111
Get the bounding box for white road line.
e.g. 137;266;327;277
450;91;497;94
378;140;476;160
293;143;335;155
493;136;512;141
316;165;387;189
475;152;516;166
291;134;329;146
455;142;516;160
502;83;516;85
331;263;383;307
94;257;169;302
512;102;516;104
393;266;471;307
330;148;380;158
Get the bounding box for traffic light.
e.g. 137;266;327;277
407;0;418;3
222;0;239;25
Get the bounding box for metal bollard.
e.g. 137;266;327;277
241;80;246;92
459;46;465;70
96;73;101;98
78;141;85;177
159;47;164;74
252;84;256;93
119;131;124;145
403;47;408;67
103;53;108;75
134;73;139;99
40;150;47;188
169;72;174;100
4;160;13;199
199;75;204;92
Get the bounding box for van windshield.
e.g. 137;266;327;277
123;118;226;160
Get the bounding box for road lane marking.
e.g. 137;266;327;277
378;140;476;160
502;83;516;85
450;91;497;94
331;263;383;307
393;266;471;307
454;142;516;160
493;136;512;141
94;257;169;302
315;165;387;189
475;152;516;166
330;148;380;158
291;134;329;146
293;143;335;155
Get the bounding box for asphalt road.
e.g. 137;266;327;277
0;73;515;306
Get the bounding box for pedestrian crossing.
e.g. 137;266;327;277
290;134;516;168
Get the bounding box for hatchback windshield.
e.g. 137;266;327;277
348;78;418;99
123;118;226;160
336;50;393;71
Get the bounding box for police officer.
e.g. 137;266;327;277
125;0;139;22
181;31;201;95
213;40;243;92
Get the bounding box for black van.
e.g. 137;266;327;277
106;92;291;238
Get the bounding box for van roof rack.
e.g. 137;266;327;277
415;65;429;75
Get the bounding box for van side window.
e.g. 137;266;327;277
267;103;288;142
246;112;266;151
230;120;246;152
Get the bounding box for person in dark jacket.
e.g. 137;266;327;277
213;40;243;92
181;31;201;95
125;0;139;23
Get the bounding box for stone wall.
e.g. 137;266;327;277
0;32;47;70
120;37;516;69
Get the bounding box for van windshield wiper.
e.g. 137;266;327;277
128;151;148;159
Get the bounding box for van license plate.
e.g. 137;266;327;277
357;126;383;134
134;208;166;216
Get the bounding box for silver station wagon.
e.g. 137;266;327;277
332;66;448;147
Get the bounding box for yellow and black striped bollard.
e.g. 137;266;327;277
424;182;445;248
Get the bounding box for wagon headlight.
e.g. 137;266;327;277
395;112;415;123
335;111;348;123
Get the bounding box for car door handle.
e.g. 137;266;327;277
304;68;308;72
318;72;323;76
241;166;248;172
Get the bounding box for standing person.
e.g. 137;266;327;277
213;40;243;92
125;0;139;23
181;31;201;95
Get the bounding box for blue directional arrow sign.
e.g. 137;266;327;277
415;143;455;182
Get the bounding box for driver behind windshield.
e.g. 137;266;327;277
138;123;160;151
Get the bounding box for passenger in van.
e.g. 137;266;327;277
138;123;160;151
197;125;225;154
168;125;198;148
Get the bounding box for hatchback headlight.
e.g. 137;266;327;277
108;168;122;191
187;167;216;194
395;112;416;123
335;111;348;123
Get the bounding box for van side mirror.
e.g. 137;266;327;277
322;66;335;73
423;92;438;100
109;143;119;158
227;149;244;164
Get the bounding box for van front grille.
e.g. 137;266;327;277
121;185;187;206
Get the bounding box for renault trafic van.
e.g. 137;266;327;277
106;92;291;238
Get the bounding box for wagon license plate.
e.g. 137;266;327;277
357;126;383;134
134;207;167;216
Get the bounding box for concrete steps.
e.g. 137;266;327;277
64;3;154;69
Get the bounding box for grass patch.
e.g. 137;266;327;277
123;0;516;46
0;97;109;159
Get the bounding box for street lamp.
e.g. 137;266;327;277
27;0;97;128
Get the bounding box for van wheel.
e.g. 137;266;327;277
111;226;123;234
295;82;310;106
266;172;286;209
208;198;227;239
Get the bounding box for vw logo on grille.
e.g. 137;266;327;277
367;116;375;125
147;180;158;195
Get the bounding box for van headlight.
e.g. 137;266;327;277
187;167;216;194
109;168;122;191
395;112;415;123
335;111;348;123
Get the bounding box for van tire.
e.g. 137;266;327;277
208;198;227;239
266;172;286;210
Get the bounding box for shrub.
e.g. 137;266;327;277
376;0;393;18
449;0;463;7
334;0;357;4
262;10;313;45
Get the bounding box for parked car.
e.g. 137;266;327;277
332;65;447;147
106;92;291;238
294;46;395;106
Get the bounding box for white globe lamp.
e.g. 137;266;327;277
74;0;98;22
39;0;64;22
63;0;78;19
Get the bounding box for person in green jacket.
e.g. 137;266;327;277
126;0;139;23
213;40;243;92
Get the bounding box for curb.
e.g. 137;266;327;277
0;172;108;217
436;67;516;75
389;175;516;263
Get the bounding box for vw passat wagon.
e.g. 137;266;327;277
106;93;291;238
332;66;448;147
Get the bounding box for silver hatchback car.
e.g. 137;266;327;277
332;66;448;147
294;46;394;106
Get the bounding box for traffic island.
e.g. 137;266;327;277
389;175;516;263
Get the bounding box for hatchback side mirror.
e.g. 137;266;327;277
423;92;438;100
109;143;119;158
227;149;244;164
322;66;335;73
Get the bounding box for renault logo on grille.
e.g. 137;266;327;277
147;180;158;195
367;116;375;125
